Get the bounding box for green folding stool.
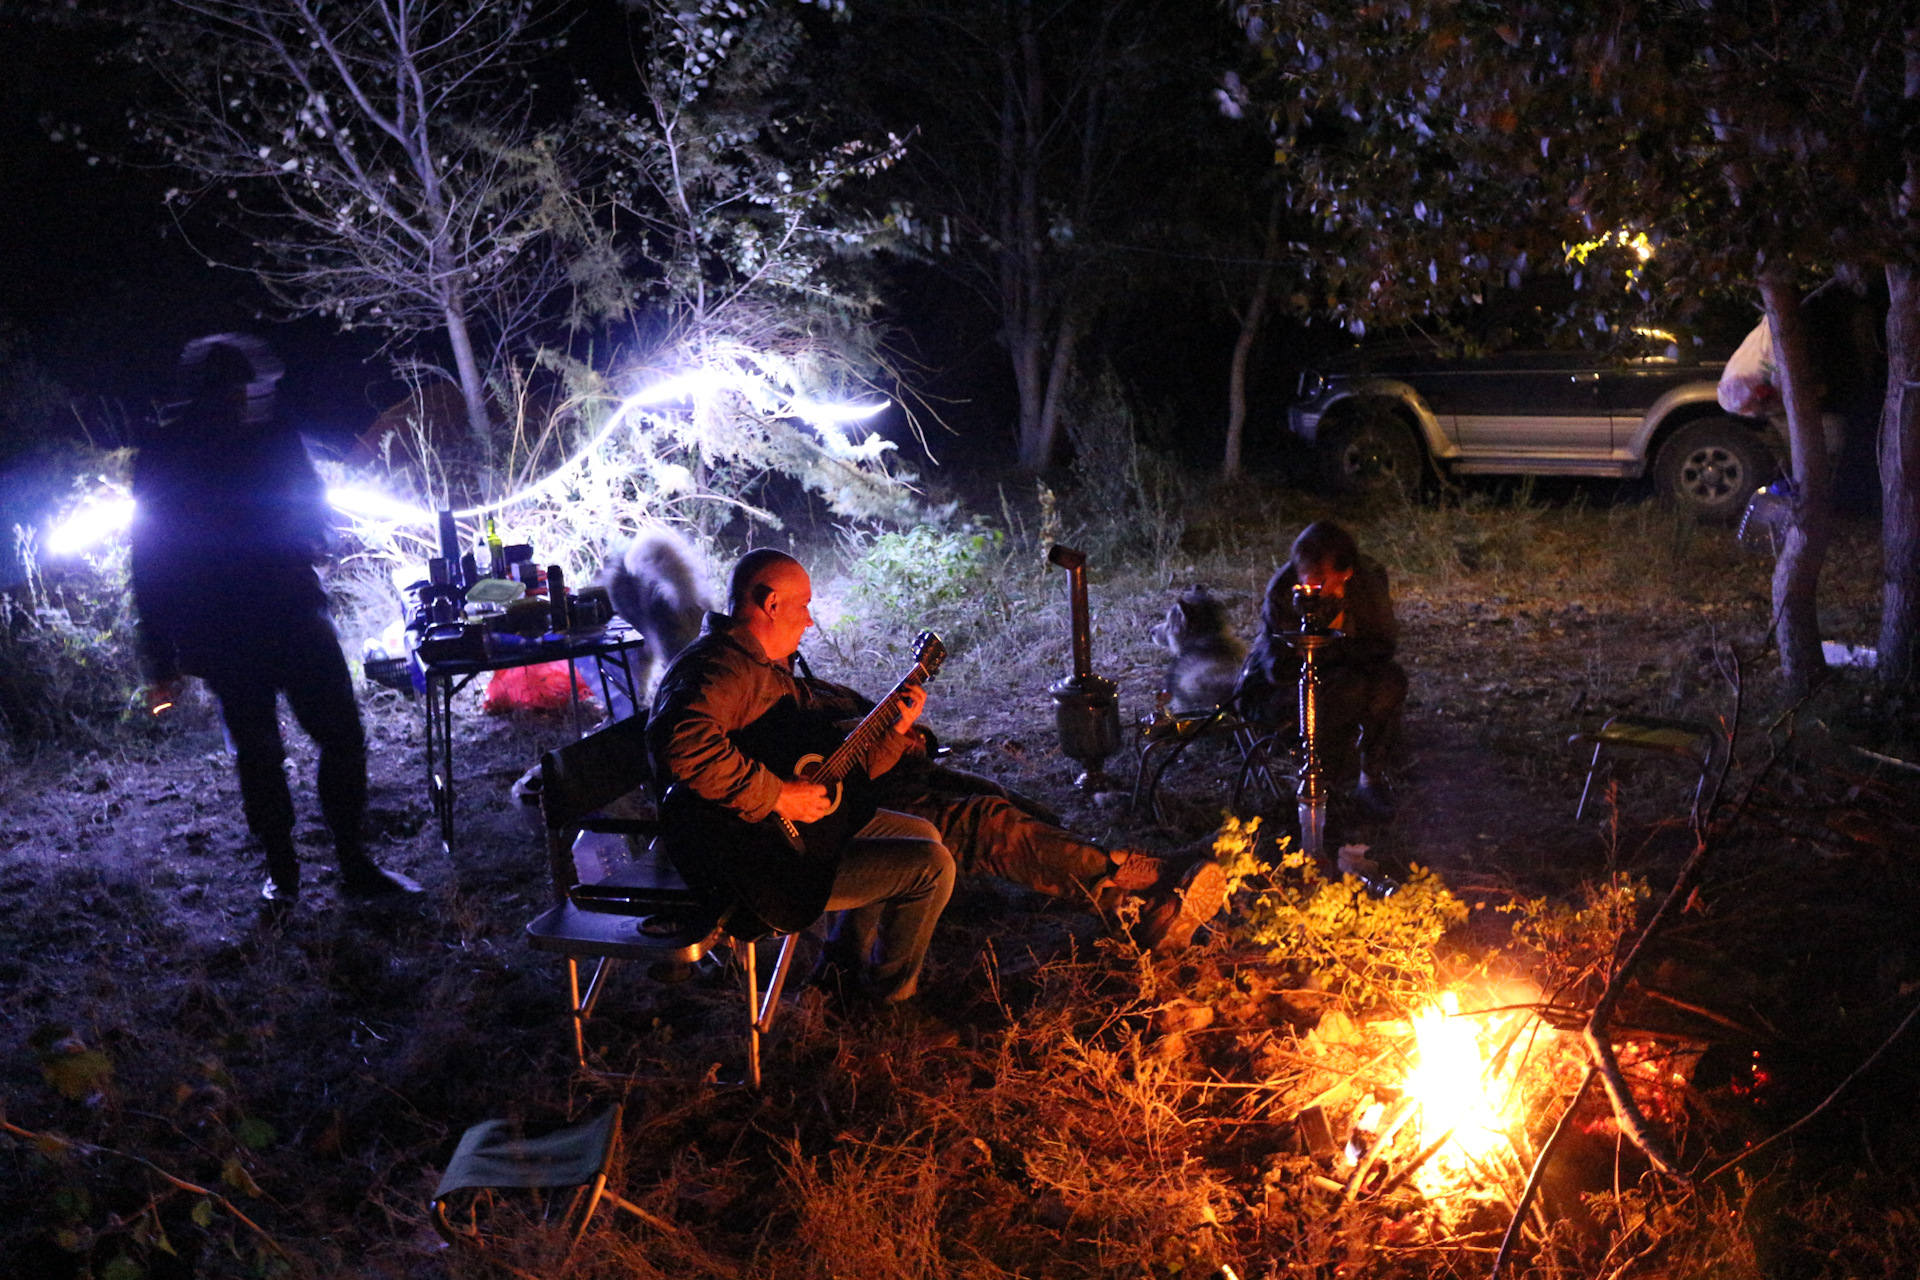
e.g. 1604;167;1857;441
431;1105;655;1252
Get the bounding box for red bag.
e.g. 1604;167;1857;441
482;662;596;714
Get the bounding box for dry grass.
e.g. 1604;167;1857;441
3;473;1917;1280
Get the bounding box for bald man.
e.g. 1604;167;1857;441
648;550;955;1013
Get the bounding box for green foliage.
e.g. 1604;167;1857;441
1501;874;1650;998
1225;831;1469;1011
842;524;1004;619
31;1025;114;1103
2;500;147;752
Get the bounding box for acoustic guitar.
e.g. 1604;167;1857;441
662;631;947;863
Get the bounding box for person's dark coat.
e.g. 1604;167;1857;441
129;400;332;683
1234;553;1399;725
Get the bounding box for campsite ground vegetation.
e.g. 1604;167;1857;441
2;473;1917;1278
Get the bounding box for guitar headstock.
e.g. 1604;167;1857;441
911;630;947;682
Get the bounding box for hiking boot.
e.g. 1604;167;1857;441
1133;857;1228;955
338;854;424;898
261;844;300;906
1107;849;1178;893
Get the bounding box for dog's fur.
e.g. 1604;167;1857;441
601;527;709;694
1149;588;1245;711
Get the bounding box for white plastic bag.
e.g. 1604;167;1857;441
1718;320;1776;416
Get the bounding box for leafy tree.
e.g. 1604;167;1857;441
1236;0;1916;695
570;0;921;524
119;0;598;445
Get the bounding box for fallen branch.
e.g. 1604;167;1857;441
0;1111;287;1258
1489;1064;1598;1280
1703;987;1920;1183
1580;648;1802;1182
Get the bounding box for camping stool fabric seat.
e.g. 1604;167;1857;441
430;1105;663;1252
519;713;801;1087
1568;714;1717;824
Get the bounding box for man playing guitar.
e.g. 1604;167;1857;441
648;549;955;1022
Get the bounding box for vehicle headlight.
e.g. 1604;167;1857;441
1298;370;1325;399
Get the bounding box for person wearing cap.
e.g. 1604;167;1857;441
130;334;421;906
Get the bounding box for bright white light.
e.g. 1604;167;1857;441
449;369;728;520
46;496;135;556
789;398;889;425
327;485;431;523
624;368;727;408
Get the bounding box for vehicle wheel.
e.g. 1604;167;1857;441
1652;417;1777;523
1317;403;1424;497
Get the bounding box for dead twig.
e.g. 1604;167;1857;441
0;1112;288;1258
1581;647;1802;1182
1703;987;1920;1184
1489;1064;1598;1280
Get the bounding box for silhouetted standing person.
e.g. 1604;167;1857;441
130;335;420;905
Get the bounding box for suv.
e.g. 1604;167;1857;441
1287;331;1781;520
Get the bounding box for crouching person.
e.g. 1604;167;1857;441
647;549;955;1029
1234;520;1408;813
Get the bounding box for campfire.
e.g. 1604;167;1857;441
1319;983;1581;1219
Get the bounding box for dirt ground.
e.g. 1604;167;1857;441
3;489;1918;1278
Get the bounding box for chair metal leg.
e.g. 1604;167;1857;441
1574;743;1606;820
568;956;620;1071
737;937;762;1089
757;933;799;1035
733;932;799;1088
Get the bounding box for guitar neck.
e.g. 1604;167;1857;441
816;669;924;784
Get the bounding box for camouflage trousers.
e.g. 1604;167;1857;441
875;764;1115;905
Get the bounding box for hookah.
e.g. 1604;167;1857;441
1280;581;1340;860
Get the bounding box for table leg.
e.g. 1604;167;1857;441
425;672;455;850
592;649;641;723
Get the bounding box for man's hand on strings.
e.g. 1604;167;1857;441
774;779;834;823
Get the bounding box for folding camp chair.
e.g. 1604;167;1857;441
1568;714;1718;825
520;713;801;1087
430;1105;659;1254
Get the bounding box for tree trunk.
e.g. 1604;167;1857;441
1759;271;1834;693
1035;312;1079;472
1224;194;1284;480
1879;33;1920;695
443;292;492;446
1881;267;1920;693
1006;0;1059;472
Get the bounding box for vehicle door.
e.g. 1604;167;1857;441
1603;331;1705;459
1449;352;1611;460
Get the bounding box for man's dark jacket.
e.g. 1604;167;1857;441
646;612;911;933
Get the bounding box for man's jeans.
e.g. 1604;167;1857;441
822;809;955;1004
